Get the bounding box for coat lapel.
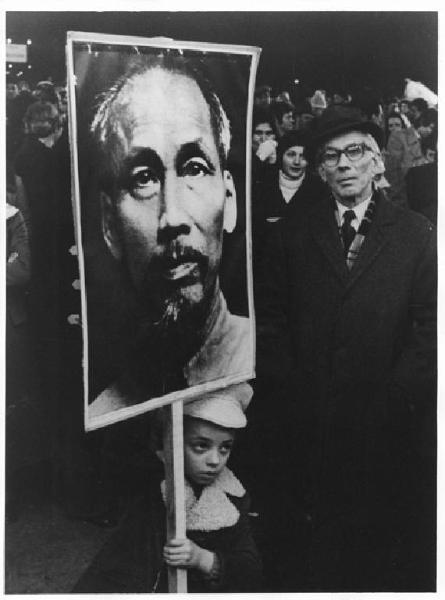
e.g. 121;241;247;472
309;192;397;288
309;195;349;283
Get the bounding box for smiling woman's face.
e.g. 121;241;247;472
281;144;307;180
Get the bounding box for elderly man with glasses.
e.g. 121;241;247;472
255;114;436;592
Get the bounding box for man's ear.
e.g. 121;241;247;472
318;164;327;183
370;153;380;178
101;192;122;260
223;170;237;234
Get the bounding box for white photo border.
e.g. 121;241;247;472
66;31;260;431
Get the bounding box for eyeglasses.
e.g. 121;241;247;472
320;143;373;167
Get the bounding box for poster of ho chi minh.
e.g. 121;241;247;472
66;32;260;431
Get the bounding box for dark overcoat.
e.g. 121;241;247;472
72;482;262;593
255;189;436;590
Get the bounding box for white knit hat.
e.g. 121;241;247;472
183;383;253;429
310;90;327;110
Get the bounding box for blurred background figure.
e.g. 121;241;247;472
416;107;437;146
360;98;385;129
6;182;31;522
56;84;69;125
406;122;437;224
408;97;429;128
271;99;296;137
384;110;424;207
330;88;348;107
275;89;291;103
399;99;412;127
252;107;277;185
254;84;272;109
294;99;315;132
6;81;22;164
309;89;327;118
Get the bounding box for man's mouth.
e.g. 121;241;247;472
163;261;200;282
337;177;357;187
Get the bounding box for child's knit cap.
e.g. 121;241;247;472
183;383;252;429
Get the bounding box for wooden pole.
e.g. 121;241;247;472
163;401;188;593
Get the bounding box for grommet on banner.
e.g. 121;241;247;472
67;314;81;326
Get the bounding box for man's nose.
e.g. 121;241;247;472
337;151;351;168
158;175;191;240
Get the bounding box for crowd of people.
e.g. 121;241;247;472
251;84;437;223
5;67;437;593
6;78;120;526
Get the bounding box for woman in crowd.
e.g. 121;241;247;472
384;111;423;207
252;130;325;271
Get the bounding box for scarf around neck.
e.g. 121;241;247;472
334;193;377;270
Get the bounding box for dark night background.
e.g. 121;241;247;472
6;11;437;100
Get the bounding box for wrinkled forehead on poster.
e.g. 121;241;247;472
67;32;261;126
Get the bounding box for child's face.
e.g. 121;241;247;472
184;418;235;486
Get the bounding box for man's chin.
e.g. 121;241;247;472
157;282;207;332
176;281;205;306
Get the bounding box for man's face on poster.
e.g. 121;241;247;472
101;68;236;330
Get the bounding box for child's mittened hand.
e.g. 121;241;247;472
163;538;214;573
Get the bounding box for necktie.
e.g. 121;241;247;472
341;209;356;257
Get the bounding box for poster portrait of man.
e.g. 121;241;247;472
67;33;259;430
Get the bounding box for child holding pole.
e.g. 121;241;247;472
72;382;262;593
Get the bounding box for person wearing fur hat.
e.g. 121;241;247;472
72;382;262;593
256;112;436;591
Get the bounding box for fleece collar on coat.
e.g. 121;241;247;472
161;467;245;532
